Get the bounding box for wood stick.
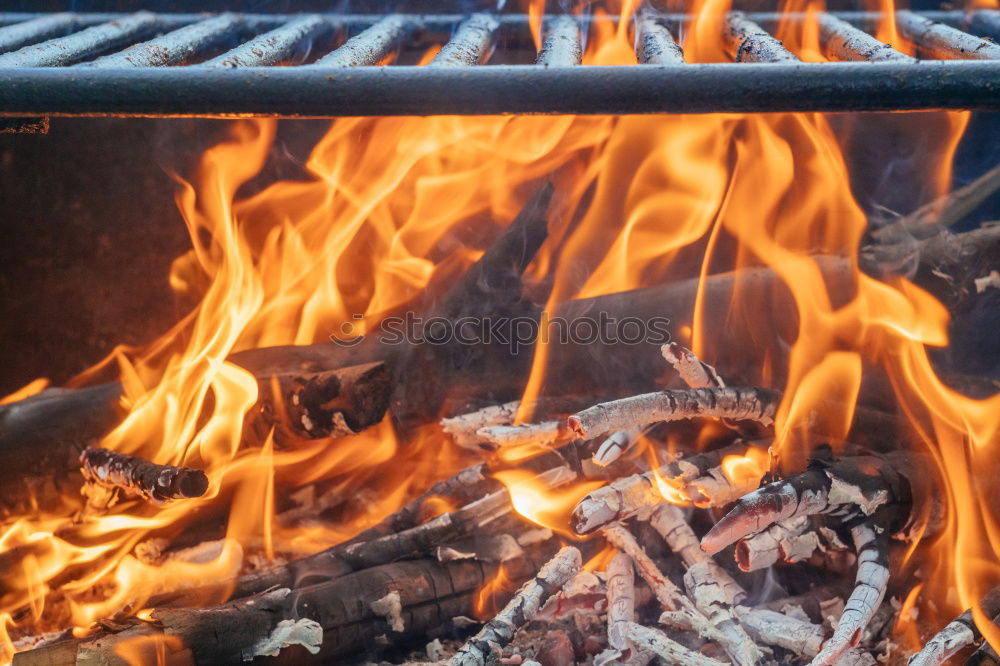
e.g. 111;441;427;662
908;586;1000;666
871;161;1000;242
625;623;727;666
80;447;208;503
442;401;521;450
735;606;824;657
647;505;764;666
567;387;780;440
606;551;635;653
734;515;821;572
661;343;725;390
572;441;760;534
476;420;567;452
450;546;582;666
811;522;889;666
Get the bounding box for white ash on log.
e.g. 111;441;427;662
606;550;636;653
735;606;825;658
603;523;754;665
567;387;780;440
442;401;521;450
647;504;764;666
593;426;645;467
625;623;728;666
909;585;1000;666
594;343;728;468
734;515;823;572
450;546;582;666
477;420;568;452
79;447;208;503
700;451;927;557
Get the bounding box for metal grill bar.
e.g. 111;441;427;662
0;13;76;55
430;13;499;67
725;13;799;63
313;15;413;67
818;14;913;62
536;16;582;66
201;14;331;68
2;63;999;116
896;10;1000;60
636;14;685;64
86;14;245;68
0;10;998;116
0;12;157;67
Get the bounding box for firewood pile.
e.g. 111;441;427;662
3;168;1000;666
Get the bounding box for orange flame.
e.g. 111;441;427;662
474;563;511;620
2;0;999;657
720;447;771;490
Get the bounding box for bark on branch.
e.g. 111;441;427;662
80;447;208;503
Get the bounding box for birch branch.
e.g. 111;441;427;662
908;585;1000;666
626;623;728;666
735;606;825;657
568;387;780;439
606;551;635;652
450;546;582;666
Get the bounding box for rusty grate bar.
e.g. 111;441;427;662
896;10;1000;60
0;13;77;55
536;16;582;67
313;15;414;67
0;12;158;67
0;10;997;116
817;14;913;62
86;13;245;68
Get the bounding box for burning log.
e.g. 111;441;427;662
572;441;763;534
700;451;925;556
450;546;582;666
442;401;521;450
626;623;727;666
79;447;208;503
163;466;574;605
255;361;391;440
567;387;780;440
909;585;1000;666
18;548;566;666
701;451;920;665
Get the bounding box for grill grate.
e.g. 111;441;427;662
0;10;999;117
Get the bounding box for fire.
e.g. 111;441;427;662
720;447;770;490
493;470;604;536
2;1;999;660
473;563;511;620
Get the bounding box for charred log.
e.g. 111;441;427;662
80;447;208;503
